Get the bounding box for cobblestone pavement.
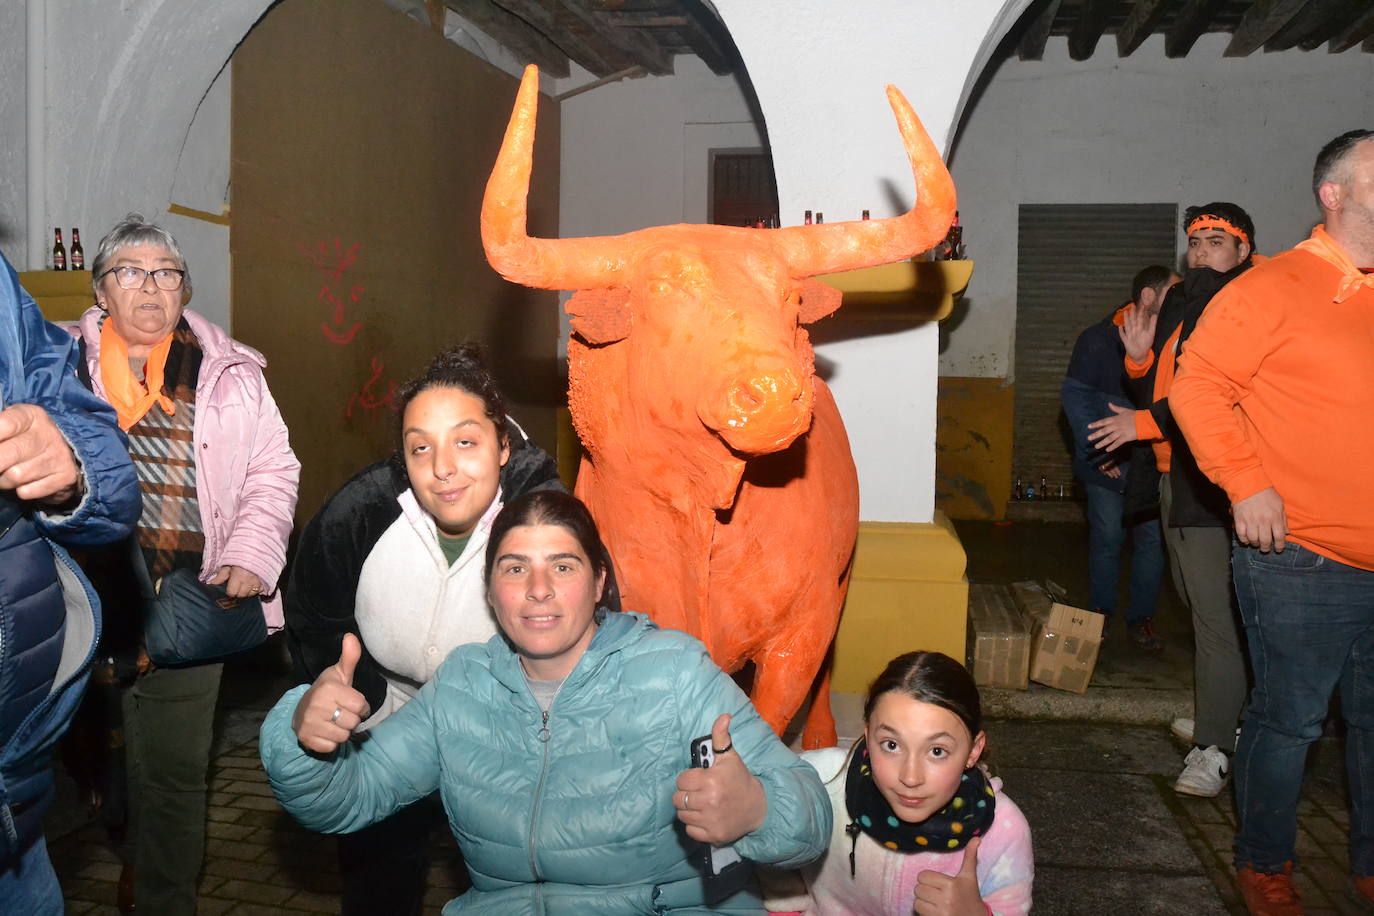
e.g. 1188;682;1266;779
45;709;1371;914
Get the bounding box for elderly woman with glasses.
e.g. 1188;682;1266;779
73;213;300;914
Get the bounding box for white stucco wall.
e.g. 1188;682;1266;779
42;1;268;239
557;57;766;236
943;32;1374;380
166;65;232;330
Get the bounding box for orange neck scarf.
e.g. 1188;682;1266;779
1296;224;1374;304
100;318;176;430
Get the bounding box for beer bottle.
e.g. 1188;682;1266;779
52;228;67;271
70;228;84;271
948;210;963;259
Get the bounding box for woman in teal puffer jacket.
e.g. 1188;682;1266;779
260;489;830;914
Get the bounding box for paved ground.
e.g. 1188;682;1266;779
41;517;1371;914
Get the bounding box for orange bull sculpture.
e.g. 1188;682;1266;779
482;65;955;748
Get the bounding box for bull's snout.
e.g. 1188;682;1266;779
701;367;815;454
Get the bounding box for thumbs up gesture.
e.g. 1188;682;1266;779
913;836;985;915
674;714;767;846
291;633;372;754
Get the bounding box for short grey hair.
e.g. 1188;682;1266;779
90;213;193;301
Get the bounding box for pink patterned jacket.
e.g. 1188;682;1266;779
75;307;300;630
763;745;1034;915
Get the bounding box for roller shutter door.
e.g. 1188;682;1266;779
1013;203;1177;496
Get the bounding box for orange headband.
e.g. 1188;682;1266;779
1186;215;1250;247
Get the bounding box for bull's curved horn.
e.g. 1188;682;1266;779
481;65;630;290
770;86;956;277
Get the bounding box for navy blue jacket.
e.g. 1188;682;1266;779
1061;306;1138;493
0;255;139;863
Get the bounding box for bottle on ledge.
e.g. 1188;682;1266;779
69;228;84;271
815;212;824;224
861;209;871;220
803;210;813;226
52;228;67;271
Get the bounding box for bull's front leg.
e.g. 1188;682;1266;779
750;635;837;748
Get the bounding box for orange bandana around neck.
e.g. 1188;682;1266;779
1186;215;1250;248
100;318;176;430
1295;224;1374;303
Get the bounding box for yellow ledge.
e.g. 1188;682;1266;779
817;259;973;322
831;512;969;693
19;270;94;323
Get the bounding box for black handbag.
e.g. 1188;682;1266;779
142;567;268;667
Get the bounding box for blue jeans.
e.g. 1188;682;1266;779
1085;483;1164;623
1232;542;1374;875
0;833;62;915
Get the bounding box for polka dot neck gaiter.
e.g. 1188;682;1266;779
842;737;996;876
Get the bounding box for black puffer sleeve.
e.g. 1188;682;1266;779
285;461;405;710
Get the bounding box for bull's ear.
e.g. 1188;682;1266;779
797;279;843;324
567;288;632;344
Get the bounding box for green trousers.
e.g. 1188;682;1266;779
121;662;224;915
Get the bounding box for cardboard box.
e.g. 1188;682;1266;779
1028;602;1104;694
1008;579;1065;631
967;584;1031;689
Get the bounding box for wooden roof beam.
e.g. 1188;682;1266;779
606;16;688;27
1297;0;1370;49
1225;0;1308;56
1016;0;1062;62
1166;0;1226;58
1328;4;1374;51
493;0;673;76
1068;0;1112;60
1268;0;1362;51
1117;0;1170;56
667;0;737;75
445;0;572;77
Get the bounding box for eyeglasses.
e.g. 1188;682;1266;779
100;265;186;291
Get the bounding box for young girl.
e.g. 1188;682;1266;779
765;651;1033;915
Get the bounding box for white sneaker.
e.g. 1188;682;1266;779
1175;745;1230;797
1170;717;1194;742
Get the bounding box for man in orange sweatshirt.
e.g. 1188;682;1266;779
1172;130;1374;915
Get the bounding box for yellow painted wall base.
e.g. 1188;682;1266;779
831;512;968;693
19;270;94;323
936;376;1014;520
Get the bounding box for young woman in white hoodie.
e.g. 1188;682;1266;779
284;343;564;915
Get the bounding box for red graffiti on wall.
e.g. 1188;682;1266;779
345;355;397;420
299;239;365;345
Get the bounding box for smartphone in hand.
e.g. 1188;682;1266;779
690;734;743;875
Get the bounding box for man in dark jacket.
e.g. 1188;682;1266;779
1061;266;1175;653
1088;202;1255;801
0;254;140;913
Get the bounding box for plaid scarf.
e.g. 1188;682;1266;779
120;318;205;579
